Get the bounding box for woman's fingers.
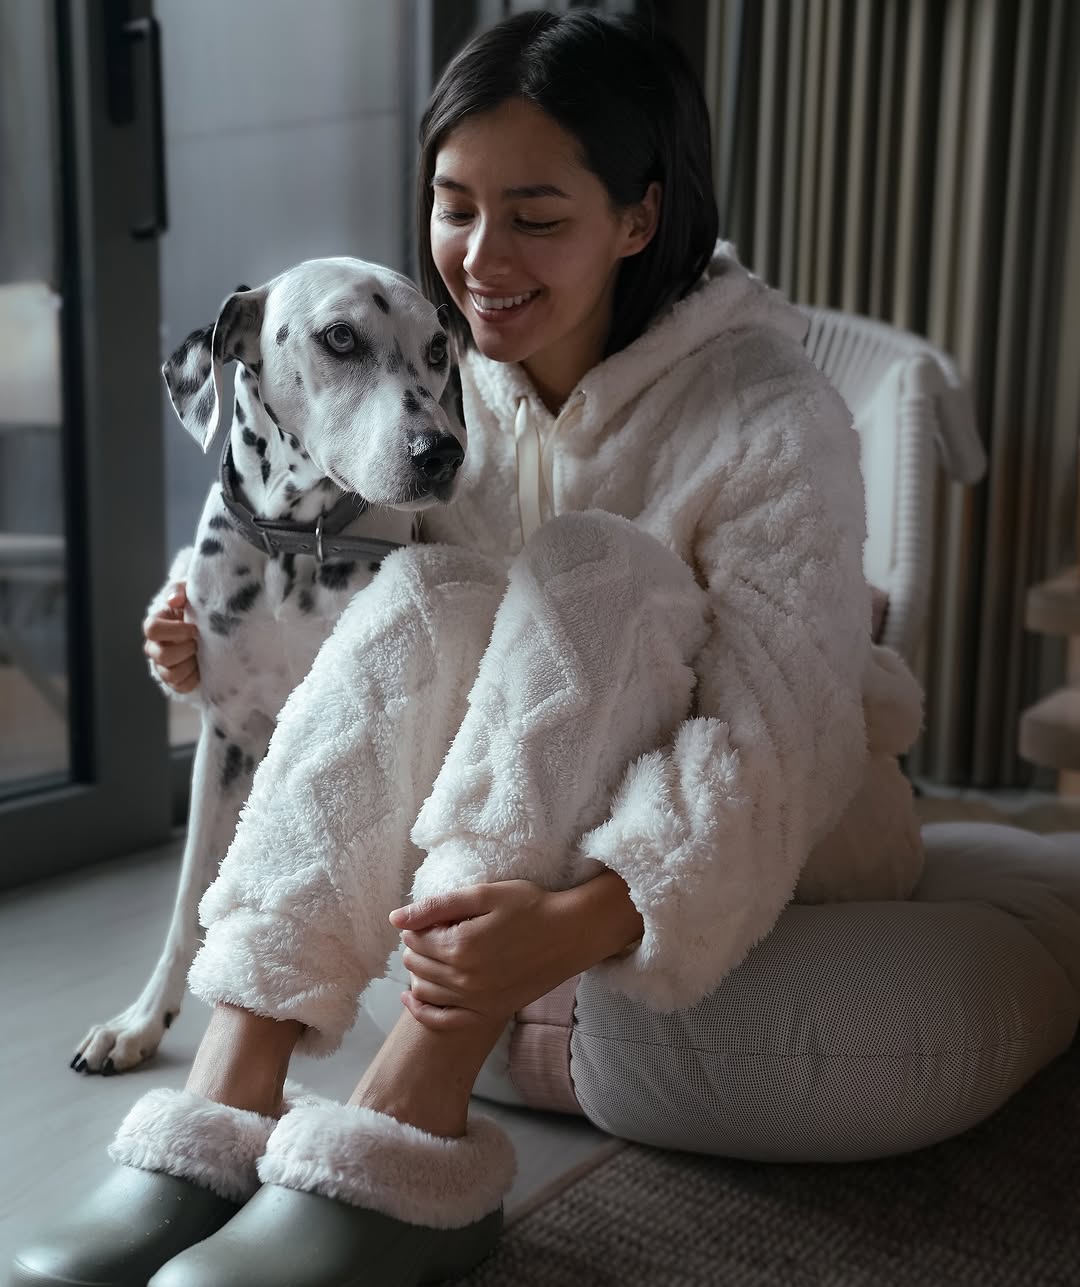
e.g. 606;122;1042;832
400;990;475;1032
389;886;492;931
144;638;197;667
157;655;200;693
144;616;198;644
401;945;462;987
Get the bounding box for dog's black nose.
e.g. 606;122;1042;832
411;434;464;484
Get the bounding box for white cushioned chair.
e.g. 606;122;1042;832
800;306;988;663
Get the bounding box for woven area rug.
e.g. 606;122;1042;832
460;1042;1080;1286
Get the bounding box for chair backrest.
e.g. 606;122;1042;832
800;307;986;662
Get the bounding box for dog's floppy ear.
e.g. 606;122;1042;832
161;285;266;451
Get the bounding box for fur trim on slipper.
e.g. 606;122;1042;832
107;1081;323;1204
257;1103;516;1229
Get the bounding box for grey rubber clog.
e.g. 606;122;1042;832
146;1183;503;1287
8;1165;241;1287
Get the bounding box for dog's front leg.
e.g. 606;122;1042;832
71;712;270;1074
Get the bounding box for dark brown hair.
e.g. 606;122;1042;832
416;9;719;359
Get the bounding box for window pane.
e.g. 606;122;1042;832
0;1;69;798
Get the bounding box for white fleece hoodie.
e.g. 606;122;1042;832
413;241;924;1008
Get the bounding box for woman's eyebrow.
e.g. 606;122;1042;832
431;176;570;200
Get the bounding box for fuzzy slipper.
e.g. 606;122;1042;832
10;1082;323;1287
146;1103;516;1286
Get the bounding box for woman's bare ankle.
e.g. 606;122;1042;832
347;1010;505;1139
185;1003;304;1118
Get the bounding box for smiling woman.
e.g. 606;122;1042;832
416;10;716;394
428;99;660;413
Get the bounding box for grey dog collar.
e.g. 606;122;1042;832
219;442;405;564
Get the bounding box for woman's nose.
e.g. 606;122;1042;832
463;219;510;281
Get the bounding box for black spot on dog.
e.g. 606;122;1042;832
220;743;244;791
263;403;280;426
242;427;258;448
200;537;223;556
243;753;255;774
234;282;251;293
209;611;235;636
416;385;433;401
255;436;267;457
261;458;271;485
373;292;390;313
295;371;303;386
288;463;297;473
234;399;247;426
402;390;421;416
213;725;226;739
368;561;381;574
386;339;404;374
276;324;290;345
227;581;262;614
234;565;249;577
208;513;233;531
406;360;419;379
298;588;314;614
284;481;299;498
288;434;300;452
277;424;286;442
317;561;356;591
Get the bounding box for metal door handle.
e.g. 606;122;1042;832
124;16;168;240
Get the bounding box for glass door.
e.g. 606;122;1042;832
0;0;173;887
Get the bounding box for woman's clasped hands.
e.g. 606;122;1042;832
390;871;644;1031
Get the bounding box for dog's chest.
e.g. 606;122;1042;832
186;496;377;717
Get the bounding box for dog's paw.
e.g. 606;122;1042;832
71;1005;177;1074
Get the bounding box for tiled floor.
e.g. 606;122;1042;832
0;837;609;1266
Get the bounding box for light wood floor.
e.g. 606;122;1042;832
0;836;608;1265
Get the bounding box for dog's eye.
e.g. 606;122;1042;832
324;324;356;354
427;333;448;367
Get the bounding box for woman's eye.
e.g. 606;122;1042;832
324;324;355;354
516;219;561;233
436;208;472;225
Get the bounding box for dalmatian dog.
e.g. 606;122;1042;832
71;257;464;1074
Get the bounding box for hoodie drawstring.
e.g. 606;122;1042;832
514;396;545;546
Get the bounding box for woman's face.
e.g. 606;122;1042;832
430;98;658;410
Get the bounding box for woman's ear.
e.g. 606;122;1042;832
620;181;662;258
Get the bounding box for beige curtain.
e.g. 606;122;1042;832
704;0;1080;785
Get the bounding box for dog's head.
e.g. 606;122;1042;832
162;258;466;508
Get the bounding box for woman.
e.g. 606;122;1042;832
13;10;1005;1287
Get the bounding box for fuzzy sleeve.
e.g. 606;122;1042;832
581;332;872;1011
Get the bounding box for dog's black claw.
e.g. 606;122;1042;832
73;1057;88;1073
69;1053;82;1070
163;1011;175;1030
102;1058;115;1076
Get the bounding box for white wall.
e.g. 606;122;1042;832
156;0;412;555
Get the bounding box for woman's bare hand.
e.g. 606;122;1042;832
143;582;200;694
390;871;643;1031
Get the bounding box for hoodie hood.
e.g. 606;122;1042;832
463;241;809;433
